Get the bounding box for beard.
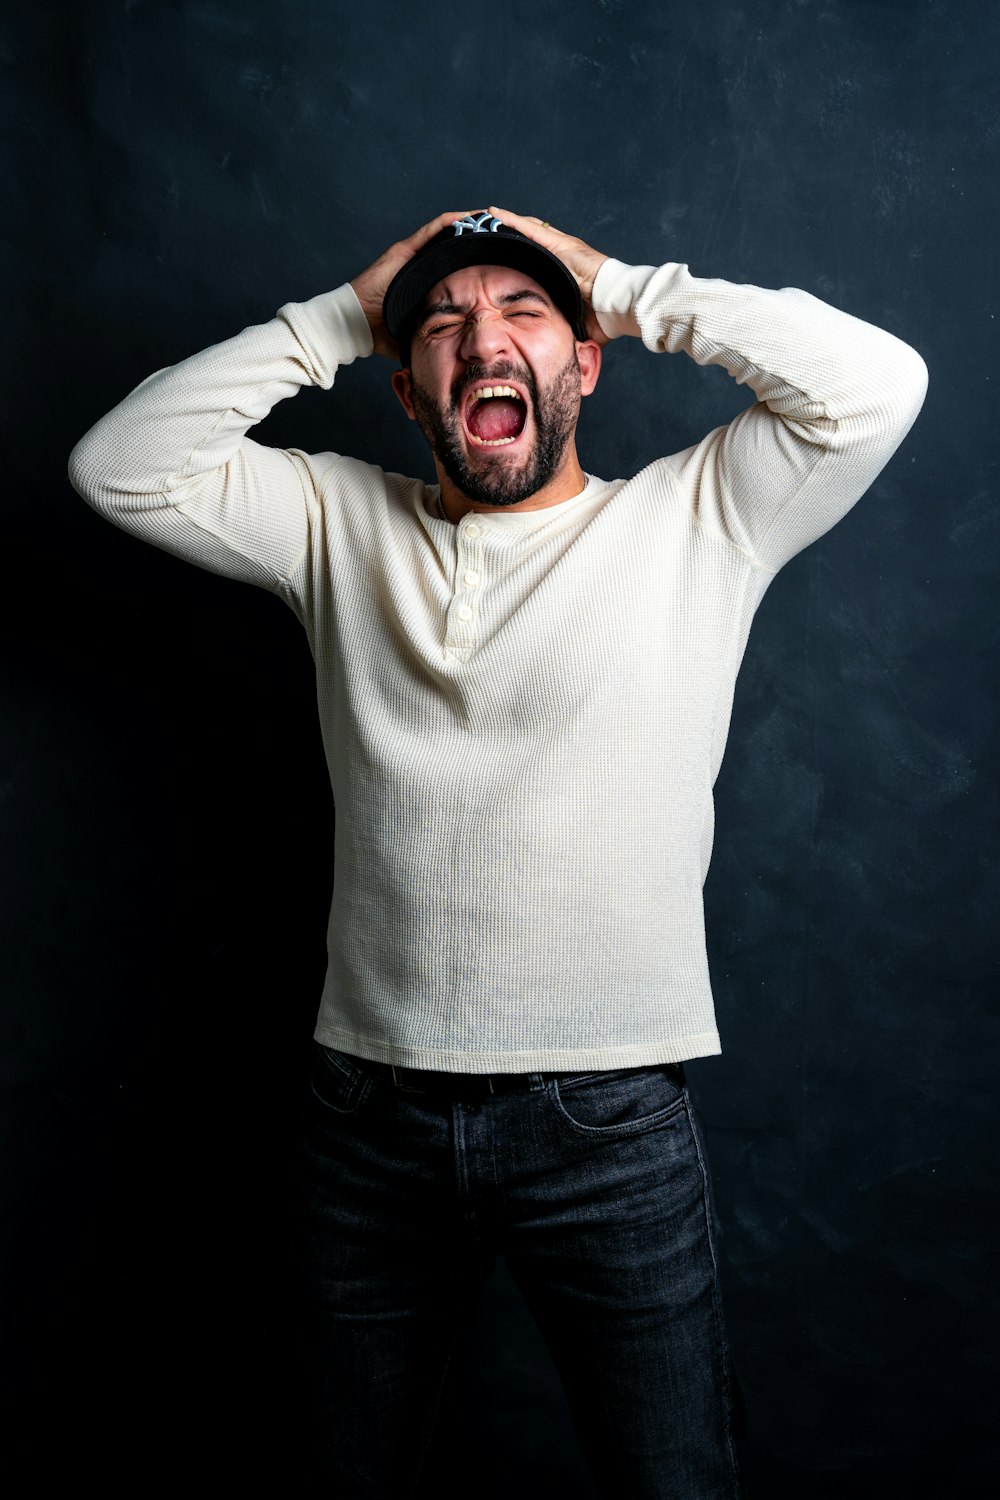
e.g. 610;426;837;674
409;352;583;508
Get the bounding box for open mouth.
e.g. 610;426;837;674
462;384;529;448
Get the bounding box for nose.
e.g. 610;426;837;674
458;310;510;364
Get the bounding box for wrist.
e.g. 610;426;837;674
579;253;610;307
279;283;375;373
591;258;652;340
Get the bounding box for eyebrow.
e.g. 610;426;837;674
416;289;552;330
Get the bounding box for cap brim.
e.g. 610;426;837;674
383;231;585;351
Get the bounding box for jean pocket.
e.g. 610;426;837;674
551;1063;687;1137
309;1043;373;1117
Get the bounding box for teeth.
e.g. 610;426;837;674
468;384;521;406
464;384;524;447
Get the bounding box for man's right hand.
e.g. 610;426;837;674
350;210;469;359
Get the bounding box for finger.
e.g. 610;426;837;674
489;206;549;224
489;204;533;225
489;205;564;244
406;209;473;249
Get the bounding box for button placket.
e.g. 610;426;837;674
445;519;487;654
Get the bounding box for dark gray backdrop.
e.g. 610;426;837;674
3;0;996;1492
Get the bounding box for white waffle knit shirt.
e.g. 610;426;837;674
68;257;928;1073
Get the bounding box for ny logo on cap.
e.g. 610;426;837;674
452;211;503;236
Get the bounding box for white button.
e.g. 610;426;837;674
464;523;482;538
458;606;473;621
463;570;480;587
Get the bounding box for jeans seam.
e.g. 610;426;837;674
687;1100;745;1492
319;1043;362;1085
311;1047;374;1115
550;1075;688;1137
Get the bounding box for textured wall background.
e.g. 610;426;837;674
2;0;996;1492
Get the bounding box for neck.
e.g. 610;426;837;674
435;448;588;524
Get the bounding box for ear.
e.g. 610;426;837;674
391;367;417;420
575;339;602;397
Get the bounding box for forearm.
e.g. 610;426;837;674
69;284;371;509
593;259;926;435
592;258;928;569
67;283;373;586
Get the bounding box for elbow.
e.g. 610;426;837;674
861;337;929;447
67;432;100;507
897;340;929;419
68;424;123;515
883;335;929;431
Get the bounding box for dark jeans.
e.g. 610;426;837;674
291;1043;746;1498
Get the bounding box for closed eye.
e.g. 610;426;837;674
423;312;540;338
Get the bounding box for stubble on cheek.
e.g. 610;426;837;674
408;353;582;509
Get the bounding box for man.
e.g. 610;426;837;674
68;206;927;1498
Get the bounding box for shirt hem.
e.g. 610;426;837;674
311;1024;722;1073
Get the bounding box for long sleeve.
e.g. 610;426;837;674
67;282;374;593
65;251;931;1074
591;258;928;573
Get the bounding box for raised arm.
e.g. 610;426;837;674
67;211;468;592
491;206;929;573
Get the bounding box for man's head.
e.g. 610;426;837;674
384;211;588;364
385;212;601;510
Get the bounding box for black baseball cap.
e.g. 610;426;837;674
383;211;588;364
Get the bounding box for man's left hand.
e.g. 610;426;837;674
488;206;610;347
